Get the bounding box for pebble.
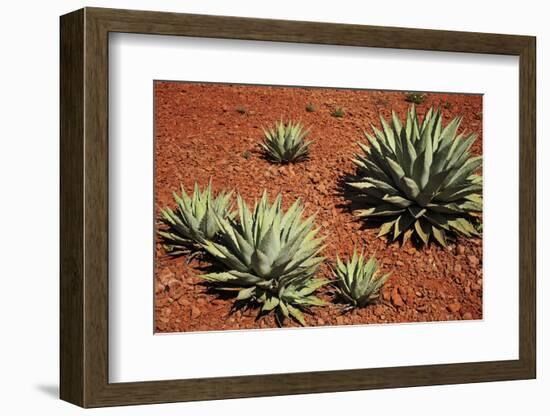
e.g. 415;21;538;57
462;312;473;320
178;297;190;306
456;245;466;255
468;255;480;266
447;303;462;313
191;306;201;319
158;268;175;285
391;291;404;307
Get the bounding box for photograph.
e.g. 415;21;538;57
153;81;484;333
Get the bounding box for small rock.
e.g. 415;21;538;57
415;291;423;298
373;305;384;317
456;245;466;255
155;282;165;294
336;316;345;325
468;255;480;267
178;297;190;306
454;264;462;273
416;305;428;312
317;318;325;326
391;291;404;308
447;303;462;313
462;312;473;320
316;184;327;194
158;268;175;285
191;306;201;319
396;260;405;267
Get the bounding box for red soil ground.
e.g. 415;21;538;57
154;81;483;332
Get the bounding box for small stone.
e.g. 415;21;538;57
416;305;428;312
468;255;480;267
415;291;423;298
316;184;328;194
396;260;405;267
336;316;345;325
447;303;462;313
191;306;201;319
382;290;391;301
391;291;404;307
454;264;462;273
158;268;175;285
373;305;384;317
178;297;190;306
456;245;466;255
317;318;325;326
462;312;473;320
155;282;165;294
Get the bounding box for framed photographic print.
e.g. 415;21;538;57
60;7;536;408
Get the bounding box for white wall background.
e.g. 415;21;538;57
0;0;545;414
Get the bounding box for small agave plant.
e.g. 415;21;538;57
158;181;234;255
200;192;328;325
261;120;313;164
348;106;482;246
334;249;391;310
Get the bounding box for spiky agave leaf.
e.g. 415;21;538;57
158;181;234;255
348;106;483;246
200;192;328;325
334;249;390;309
261;120;313;164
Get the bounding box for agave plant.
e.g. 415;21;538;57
200;192;328;325
261;120;313;164
334;250;390;309
158;181;234;255
348;106;482;246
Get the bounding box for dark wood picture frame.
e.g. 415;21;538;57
60;7;536;408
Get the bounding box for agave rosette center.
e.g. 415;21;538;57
201;192;328;325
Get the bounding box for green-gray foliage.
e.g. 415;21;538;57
200;192;328;325
261;120;313;164
158;182;234;255
348;106;482;246
405;93;427;104
334;250;390;309
331;108;345;118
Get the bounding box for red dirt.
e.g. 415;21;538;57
154;81;483;332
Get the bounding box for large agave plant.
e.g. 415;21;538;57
261;120;313;163
158;181;234;255
348;106;482;246
334;250;390;309
200;192;328;325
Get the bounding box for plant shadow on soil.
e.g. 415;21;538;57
335;174;432;251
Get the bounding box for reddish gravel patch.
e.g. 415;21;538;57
154;81;483;332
